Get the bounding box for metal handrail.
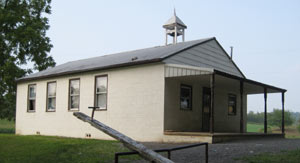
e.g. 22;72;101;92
115;142;208;163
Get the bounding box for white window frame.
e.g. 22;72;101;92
95;75;108;110
69;79;80;111
27;84;36;112
46;81;56;112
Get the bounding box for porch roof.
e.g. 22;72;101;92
215;70;286;94
165;64;286;94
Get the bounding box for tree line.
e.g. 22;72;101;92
247;109;296;129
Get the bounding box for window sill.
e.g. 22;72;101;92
27;110;36;113
46;110;56;112
68;109;79;112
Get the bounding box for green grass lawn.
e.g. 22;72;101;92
0;134;134;163
0;119;15;133
237;149;300;163
247;123;274;133
0;120;136;162
247;122;300;139
247;123;264;133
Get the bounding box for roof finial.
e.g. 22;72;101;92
174;8;176;16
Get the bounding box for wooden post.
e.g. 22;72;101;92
182;29;185;42
174;26;177;44
173;36;175;44
210;73;215;133
165;29;168;45
264;87;267;134
73;112;173;163
240;81;244;133
282;92;285;134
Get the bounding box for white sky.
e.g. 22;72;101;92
45;0;300;112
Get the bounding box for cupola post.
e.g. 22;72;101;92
163;9;187;45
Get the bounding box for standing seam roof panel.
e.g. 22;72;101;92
18;38;215;81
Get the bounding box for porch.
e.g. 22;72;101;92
163;131;284;144
163;64;286;143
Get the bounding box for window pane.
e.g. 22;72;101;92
180;98;188;109
97;94;107;109
96;77;107;93
47;98;56;110
70;96;79;109
48;82;56;97
228;95;236;115
29;85;36;98
228;106;234;114
180;86;192;109
29;100;35;111
70;80;80;95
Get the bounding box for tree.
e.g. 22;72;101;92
247;111;264;124
268;109;295;129
0;0;55;120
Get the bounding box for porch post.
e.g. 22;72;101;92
210;73;215;133
240;81;244;133
264;87;268;134
282;92;285;134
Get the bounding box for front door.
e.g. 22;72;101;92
202;87;211;132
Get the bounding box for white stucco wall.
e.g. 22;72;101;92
164;75;247;133
16;63;165;142
164;77;204;132
214;86;247;133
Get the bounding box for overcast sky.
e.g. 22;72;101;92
46;0;300;113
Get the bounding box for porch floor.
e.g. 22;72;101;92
163;131;285;144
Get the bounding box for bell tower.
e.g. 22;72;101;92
163;9;187;45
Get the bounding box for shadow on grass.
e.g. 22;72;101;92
0;128;15;134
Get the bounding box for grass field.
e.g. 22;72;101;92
0;119;136;163
247;123;273;133
247;122;300;138
247;123;264;133
0;119;15;133
0;120;299;162
0;134;134;163
237;149;300;163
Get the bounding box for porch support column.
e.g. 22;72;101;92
240;81;244;133
282;92;285;134
264;87;268;134
210;73;215;133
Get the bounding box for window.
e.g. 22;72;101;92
95;75;108;110
28;84;36;112
228;94;237;115
69;79;80;110
46;82;56;111
180;84;192;110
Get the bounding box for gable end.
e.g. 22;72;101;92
163;38;245;78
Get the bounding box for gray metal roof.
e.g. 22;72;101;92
18;38;216;81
